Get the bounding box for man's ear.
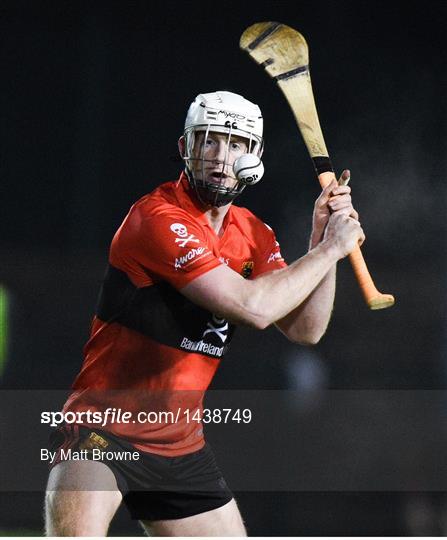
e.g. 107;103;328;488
178;136;185;158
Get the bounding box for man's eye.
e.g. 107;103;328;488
231;143;241;150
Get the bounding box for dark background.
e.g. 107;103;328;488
0;0;446;535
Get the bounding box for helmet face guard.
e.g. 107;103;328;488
182;91;264;207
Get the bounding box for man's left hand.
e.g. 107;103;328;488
309;169;359;249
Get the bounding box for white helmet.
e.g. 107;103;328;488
182;91;264;207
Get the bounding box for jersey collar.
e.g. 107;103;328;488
174;172;234;230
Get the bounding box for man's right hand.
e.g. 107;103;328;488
323;212;365;258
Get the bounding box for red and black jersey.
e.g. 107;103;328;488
65;173;287;456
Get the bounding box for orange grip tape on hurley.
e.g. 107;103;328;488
318;171;394;310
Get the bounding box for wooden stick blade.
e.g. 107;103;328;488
240;22;309;79
240;22;330;167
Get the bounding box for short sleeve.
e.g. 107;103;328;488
112;210;222;290
252;222;287;278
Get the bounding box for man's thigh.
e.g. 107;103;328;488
45;460;122;536
142;498;246;537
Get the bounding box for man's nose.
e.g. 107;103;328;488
210;141;228;163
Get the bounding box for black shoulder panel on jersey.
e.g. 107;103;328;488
96;264;236;359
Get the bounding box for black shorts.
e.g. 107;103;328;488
49;425;233;520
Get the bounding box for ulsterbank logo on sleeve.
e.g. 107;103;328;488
180;315;230;358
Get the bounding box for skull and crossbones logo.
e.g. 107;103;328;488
202;314;229;343
170;223;200;248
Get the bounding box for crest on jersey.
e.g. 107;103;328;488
241;261;254;279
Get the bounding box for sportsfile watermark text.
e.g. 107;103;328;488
41;407;253;427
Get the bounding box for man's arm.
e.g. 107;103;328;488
275;171;358;344
181;211;364;332
274;266;336;345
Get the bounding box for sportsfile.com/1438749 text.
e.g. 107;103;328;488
40;408;253;428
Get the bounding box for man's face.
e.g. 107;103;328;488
191;131;248;189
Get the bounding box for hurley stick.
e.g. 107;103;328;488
240;22;394;310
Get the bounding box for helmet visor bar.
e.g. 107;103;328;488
213;121;232;206
200;123;211;204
